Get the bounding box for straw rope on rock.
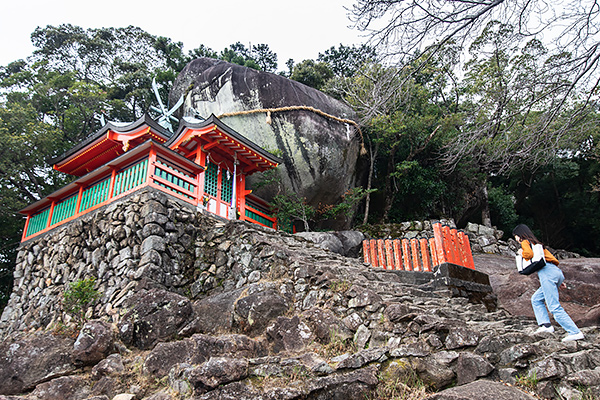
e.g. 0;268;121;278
218;105;367;156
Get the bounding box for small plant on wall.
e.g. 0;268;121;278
62;277;101;326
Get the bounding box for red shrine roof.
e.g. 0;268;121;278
50;114;281;177
167;114;281;175
50;115;171;176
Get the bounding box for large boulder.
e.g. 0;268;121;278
474;254;600;327
118;288;193;350
72;320;115;366
171;58;364;216
425;380;537;400
0;333;76;395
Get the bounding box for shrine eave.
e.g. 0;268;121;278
20;140;200;216
48;114;171;170
169;114;283;168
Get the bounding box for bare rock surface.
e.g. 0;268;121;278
171;58;363;213
474;253;600;327
1;188;599;400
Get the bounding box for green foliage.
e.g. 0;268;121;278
328;279;351;293
271;191;316;232
487;184;518;238
317;44;376;78
62;277;101;325
218;42;277;72
320;187;376;222
290;60;333;90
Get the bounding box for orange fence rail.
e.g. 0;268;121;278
362;222;475;271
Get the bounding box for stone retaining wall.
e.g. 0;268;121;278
0;188;204;337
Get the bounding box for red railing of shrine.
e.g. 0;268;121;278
362;222;475;271
20;141;277;242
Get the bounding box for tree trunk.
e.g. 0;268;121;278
362;142;378;225
381;146;398;223
481;184;492;228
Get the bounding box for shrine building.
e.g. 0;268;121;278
19;114;281;242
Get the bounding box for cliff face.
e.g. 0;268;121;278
1;187;599;400
170;58;364;215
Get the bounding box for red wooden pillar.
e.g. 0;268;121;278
377;239;386;269
21;214;32;242
433;223;447;264
363;240;370;265
47;199;56;227
459;231;475;270
74;183;85;214
107;166;118;200
442;225;455;264
456;231;468;268
370;239;378;267
429;237;438;267
195;147;206;207
449;228;460;265
420;238;431;272
401;239;412;271
410;239;420;271
385;240;394;269
393;239;402;270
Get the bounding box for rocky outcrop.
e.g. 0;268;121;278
171;58;363;215
0;186;599;400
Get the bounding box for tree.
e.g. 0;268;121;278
252;44;278;73
318;44;376;78
290;60;333;91
63;277;101;326
350;0;600;149
220;42;260;70
441;22;592;225
334;50;461;224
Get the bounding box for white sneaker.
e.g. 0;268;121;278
534;325;555;334
562;332;584;342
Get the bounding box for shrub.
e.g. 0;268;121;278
62;277;101;325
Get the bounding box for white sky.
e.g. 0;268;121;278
0;0;367;71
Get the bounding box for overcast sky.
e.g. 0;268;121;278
0;0;367;71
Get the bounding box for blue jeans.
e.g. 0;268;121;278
531;264;581;335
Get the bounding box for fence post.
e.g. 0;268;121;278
420;238;431;272
410;239;421;271
456;231;468;268
377;239;386;269
429;237;438;267
370;239;378;268
433;223;447;264
401;239;412;271
449;228;461;265
385;240;394;270
363;240;370;265
393;239;402;271
442;225;455;264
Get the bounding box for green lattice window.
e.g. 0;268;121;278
204;162;218;197
113;158;148;197
245;209;274;228
50;195;78;225
221;170;233;203
80;178;110;212
26;208;51;237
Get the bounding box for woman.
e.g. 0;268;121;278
513;224;584;342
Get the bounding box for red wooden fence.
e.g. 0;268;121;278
362;222;475;271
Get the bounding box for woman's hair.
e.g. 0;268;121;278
512;224;542;245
